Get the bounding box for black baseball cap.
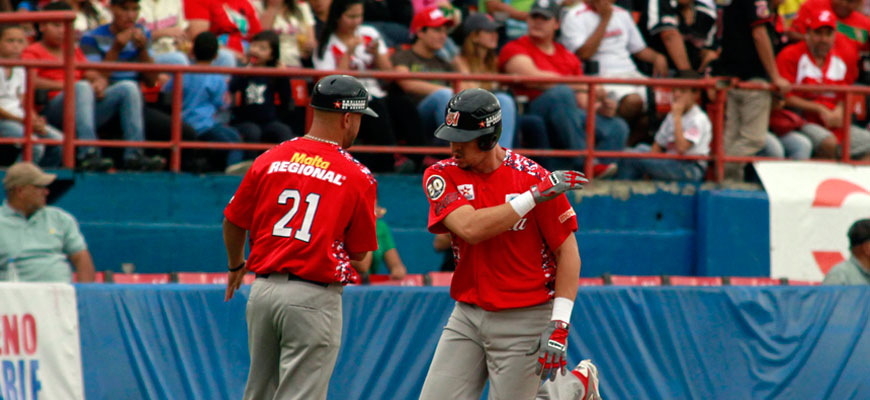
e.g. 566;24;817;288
529;0;560;19
310;75;378;118
463;13;500;35
848;219;870;247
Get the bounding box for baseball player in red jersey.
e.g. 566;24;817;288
419;88;589;399
223;75;379;400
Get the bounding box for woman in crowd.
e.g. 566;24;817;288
259;0;317;67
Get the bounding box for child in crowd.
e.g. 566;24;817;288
164;32;242;171
616;75;711;182
230;30;295;159
0;24;63;166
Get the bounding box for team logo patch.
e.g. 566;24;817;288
559;208;576;223
445;111;460;127
458;184;475;200
426;175;446;200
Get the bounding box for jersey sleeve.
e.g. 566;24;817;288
497;40;525;71
223;163;261;230
60;211;87;255
744;0;773;27
183;0;210;20
646;0;679;35
423;167;471;234
533;194;578;252
682;109;709;144
343;180;379;253
624;12;648;54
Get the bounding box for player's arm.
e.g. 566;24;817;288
223;218;248;301
553;234;580;302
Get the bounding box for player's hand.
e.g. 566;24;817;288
528;320;570;381
225;262;247;302
530;170;589;203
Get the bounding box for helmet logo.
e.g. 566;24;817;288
333;101;342;109
446;111;460;127
484;110;502;127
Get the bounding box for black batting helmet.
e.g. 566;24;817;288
310;74;378;117
434;88;502;151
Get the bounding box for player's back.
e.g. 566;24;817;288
225;138;378;284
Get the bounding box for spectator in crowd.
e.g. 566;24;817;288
790;0;869;52
391;6;456;143
631;0;694;74
137;0;190;64
823;218;870;285
713;0;790;181
560;0;669;142
259;0;317;67
362;0;414;47
314;0;411;172
777;10;870;159
23;1;149;171
185;0;262;66
309;0;332;37
455;13;518;148
165;32;243;171
351;204;408;280
0;162;96;283
0;24;62;166
230;30;295;159
616;74;710;182
70;0;112;39
647;0;719;73
499;0;628;177
759;98;814;160
479;0;534;43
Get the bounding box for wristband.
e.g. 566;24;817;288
229;261;245;272
509;191;536;217
551;297;574;323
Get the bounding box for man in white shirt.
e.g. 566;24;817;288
560;0;668;138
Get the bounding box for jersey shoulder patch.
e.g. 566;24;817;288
504;150;548;179
426;174;446;200
337;147;376;185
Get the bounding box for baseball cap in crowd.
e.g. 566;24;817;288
529;0;560;19
3;162;56;191
809;9;837;30
309;74;379;117
463;13;500;35
848;219;870;247
411;6;454;35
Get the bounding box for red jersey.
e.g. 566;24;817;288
792;0;870;52
224;138;378;284
497;36;584;101
776;40;858;140
21;43;88;100
184;0;262;54
423;150;579;311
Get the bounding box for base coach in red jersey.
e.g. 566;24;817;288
223;75;379;400
419;88;589;399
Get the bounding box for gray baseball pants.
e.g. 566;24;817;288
243;274;343;400
419;301;552;400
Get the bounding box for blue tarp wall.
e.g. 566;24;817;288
0;172;771;278
77;285;870;400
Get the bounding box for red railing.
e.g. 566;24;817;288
1;11;868;181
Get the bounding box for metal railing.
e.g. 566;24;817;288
1;11;868;182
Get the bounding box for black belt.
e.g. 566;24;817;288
256;273;329;288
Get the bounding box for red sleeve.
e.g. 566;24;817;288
343;181;378;253
423;167;470;234
532;194;578;252
498;40;524;72
836;39;860;84
184;0;210;21
223;164;260;230
21;44;43;60
776;44;798;84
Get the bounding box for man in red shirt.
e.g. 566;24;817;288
777;9;870;159
185;0;262;65
419;88;588;399
498;0;627;178
790;0;870;52
223;75;379;400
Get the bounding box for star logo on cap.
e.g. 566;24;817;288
479;121;485;128
334;101;342;108
819;10;832;22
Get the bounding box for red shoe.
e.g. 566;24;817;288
592;163;618;179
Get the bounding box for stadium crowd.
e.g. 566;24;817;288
0;0;869;179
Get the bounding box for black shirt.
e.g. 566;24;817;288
229;75;293;124
713;0;776;80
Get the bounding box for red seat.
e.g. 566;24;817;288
290;79;309;107
73;271;105;283
367;274;391;283
728;277;781;286
608;275;662;286
176;273;229;284
787;279;821;286
668;276;723;286
578;277;604;286
369;274;425;286
110;273;171;284
429;272;453;286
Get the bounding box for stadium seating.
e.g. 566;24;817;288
666;276;723;286
604;274;663;286
428;272;453;286
173;272;256;285
579;277;605;286
107;272;172;284
368;274;425;286
725;277;783;286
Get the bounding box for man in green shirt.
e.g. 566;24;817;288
823;219;870;285
352;205;408;280
0;162;96;282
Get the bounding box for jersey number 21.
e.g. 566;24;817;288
272;189;321;242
